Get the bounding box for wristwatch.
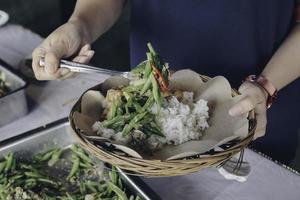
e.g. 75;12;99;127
246;75;278;109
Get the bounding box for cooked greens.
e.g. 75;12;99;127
0;145;141;200
0;71;10;97
101;43;169;140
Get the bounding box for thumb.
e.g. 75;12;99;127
229;96;256;117
44;43;70;75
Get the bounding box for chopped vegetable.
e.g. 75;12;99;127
0;146;141;199
0;71;10;97
97;43;169;148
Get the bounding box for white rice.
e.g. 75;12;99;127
92;122;130;144
92;91;209;147
150;92;209;145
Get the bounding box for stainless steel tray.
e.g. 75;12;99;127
0;118;160;200
0;59;28;127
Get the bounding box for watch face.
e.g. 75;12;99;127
0;10;9;27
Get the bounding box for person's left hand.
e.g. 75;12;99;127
228;81;268;139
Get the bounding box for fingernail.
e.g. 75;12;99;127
82;44;91;51
60;68;70;76
87;50;95;57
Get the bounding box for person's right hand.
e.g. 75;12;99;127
32;21;94;80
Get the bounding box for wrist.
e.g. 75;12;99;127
68;17;92;44
245;75;278;108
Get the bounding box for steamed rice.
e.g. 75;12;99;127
92;91;209;149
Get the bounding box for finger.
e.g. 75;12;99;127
79;44;91;55
43;42;69;75
72;50;94;64
229;96;256;116
57;68;76;80
58;49;94;80
253;104;267;139
238;83;249;93
32;47;46;80
44;51;61;75
59;72;76;80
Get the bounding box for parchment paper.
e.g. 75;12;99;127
71;69;249;160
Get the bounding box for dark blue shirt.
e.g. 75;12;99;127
129;0;300;164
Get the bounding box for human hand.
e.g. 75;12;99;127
32;21;94;80
229;81;268;139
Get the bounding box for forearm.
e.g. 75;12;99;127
261;24;300;90
68;0;125;43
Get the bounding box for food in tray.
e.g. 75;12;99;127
0;71;10;97
0;145;141;200
92;43;210;153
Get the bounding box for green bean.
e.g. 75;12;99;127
37;178;58;187
4;153;14;173
122;85;142;93
133;101;142;112
109;167;118;185
147;42;156;54
117;107;124;116
48;149;63;167
103;114;133;128
125;103;130;114
123;91;132;101
118;178;123;189
144;53;153;77
107;181;129;200
140;75;152;95
79;182;86;194
151;74;161;108
70;145;92;165
144;124;165;137
66;192;75;200
141;95;154;111
107;101;118;120
35;149;58;162
85;181;98;193
67;155;80;180
24;178;37;189
122;112;147;136
0;161;6;173
25;171;43;178
11;158;16;172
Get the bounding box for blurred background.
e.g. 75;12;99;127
0;0;131;71
0;0;299;172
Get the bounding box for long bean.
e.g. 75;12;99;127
67;155;80;180
122;112;148;136
70;145;92;165
0;147;137;199
0;161;6;173
107;100;119;120
48;149;63;167
151;74;162;108
4;153;14;173
140;74;152;95
107;181;129;200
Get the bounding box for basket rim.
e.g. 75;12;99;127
69;73;256;163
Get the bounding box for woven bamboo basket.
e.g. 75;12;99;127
69;75;256;177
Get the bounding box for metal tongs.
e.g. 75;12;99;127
39;58;131;78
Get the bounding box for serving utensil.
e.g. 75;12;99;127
39;58;132;78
